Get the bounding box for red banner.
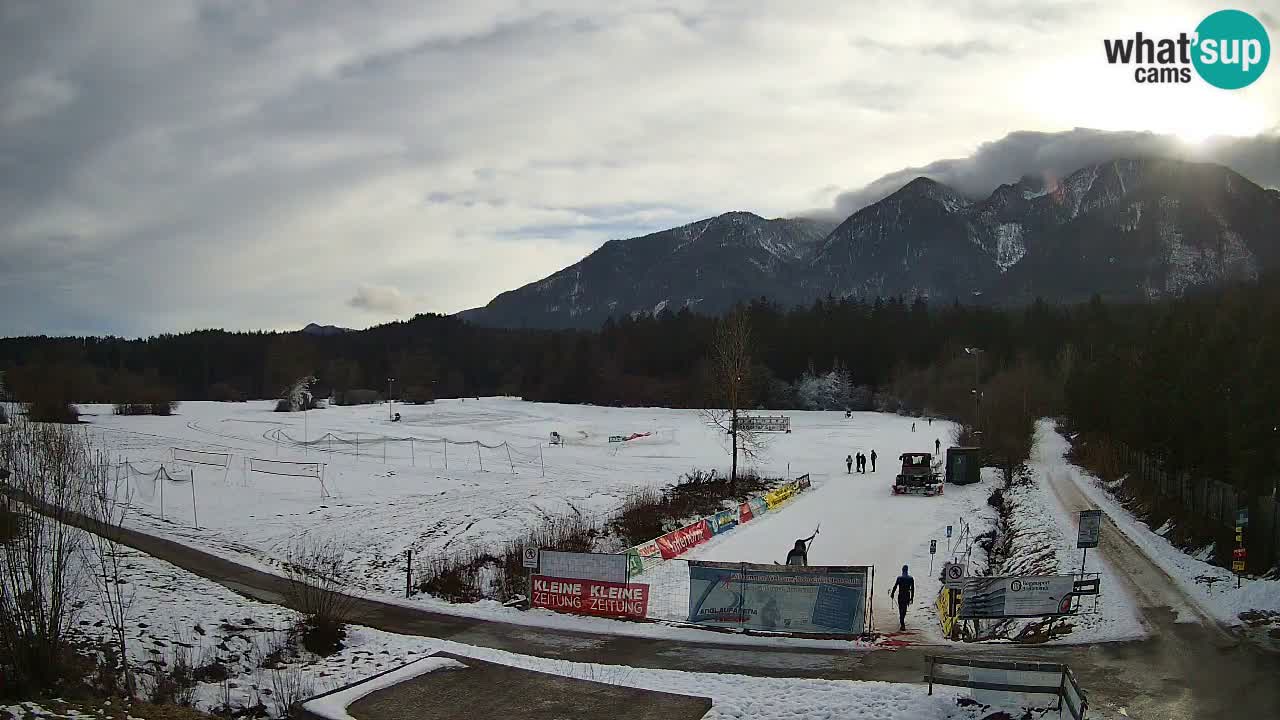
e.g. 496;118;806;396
530;575;649;619
739;502;754;524
656;519;710;559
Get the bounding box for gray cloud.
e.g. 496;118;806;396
0;0;1275;337
348;285;413;314
817;128;1280;219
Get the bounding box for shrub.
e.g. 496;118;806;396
26;399;79;424
400;385;434;404
208;382;246;402
282;539;357;656
335;389;380;406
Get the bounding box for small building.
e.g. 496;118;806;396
946;446;982;485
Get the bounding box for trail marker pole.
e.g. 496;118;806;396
539;444;545;477
190;472;199;529
303;407;308;456
406;549;413;598
476;443;483;471
355;432;360;461
506;444;515;474
275;426;280;456
443;440;448;469
929;539;936;574
158;468;165;521
410;438;415;466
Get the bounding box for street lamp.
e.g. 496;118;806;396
387;377;395;420
963;347;983;437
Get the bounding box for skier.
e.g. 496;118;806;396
889;565;915;631
857;452;866;473
785;529;819;565
935;438;941;455
846;454;853;474
911;421;916;432
870;449;877;472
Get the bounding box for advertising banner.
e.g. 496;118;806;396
749;497;768;517
709;508;738;534
765;484;796;509
796;473;811;490
936;585;962;638
531;575;649;619
687;562;869;635
539;550;628;584
656;519;711;560
625;540;661;576
958;575;1076;618
738;501;754;524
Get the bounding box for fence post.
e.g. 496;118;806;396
1057;667;1066;713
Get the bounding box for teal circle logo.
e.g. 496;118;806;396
1193;10;1270;89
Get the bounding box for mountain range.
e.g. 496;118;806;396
461;157;1280;329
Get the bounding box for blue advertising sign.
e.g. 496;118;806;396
687;561;869;635
709;509;738;534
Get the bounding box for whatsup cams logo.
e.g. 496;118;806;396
1104;9;1270;88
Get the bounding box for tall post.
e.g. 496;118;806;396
506;444;515;474
477;442;483;471
406;549;413;598
388;377;395;421
410;438;415;466
303;405;308;457
539;443;545;478
443;439;448;469
190;473;199;529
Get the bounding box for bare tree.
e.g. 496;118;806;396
702;310;765;493
82;456;137;695
0;421;90;694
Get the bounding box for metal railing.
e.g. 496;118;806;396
925;655;1087;719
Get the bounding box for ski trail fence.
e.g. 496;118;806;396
265;428;545;475
1083;435;1280;572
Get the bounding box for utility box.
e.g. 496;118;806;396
946;447;982;485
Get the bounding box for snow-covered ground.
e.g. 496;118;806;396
43;525;1030;720
83;401;971;628
1041;422;1280;628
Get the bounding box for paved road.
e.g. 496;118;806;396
47;487;1280;719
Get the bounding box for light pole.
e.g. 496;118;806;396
387;377;395;420
964;347;983;438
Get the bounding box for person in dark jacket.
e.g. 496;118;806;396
846;454;853;474
889;565;914;630
785;530;819;565
870;450;877;472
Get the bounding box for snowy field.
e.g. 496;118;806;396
70;398;1159;646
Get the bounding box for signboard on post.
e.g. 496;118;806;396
1077;510;1103;549
946;525;953;539
1237;508;1249;527
538;550;628;584
687;562;870;635
942;562;965;588
522;547;539;569
930;540;937;555
959;575;1077;619
530;576;649;619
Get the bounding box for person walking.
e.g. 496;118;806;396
889;565;915;631
846;454;853;474
859;452;866;473
870;450;877;473
911;421;916;432
935;438;941;455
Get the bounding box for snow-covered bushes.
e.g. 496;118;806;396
275;376;320;412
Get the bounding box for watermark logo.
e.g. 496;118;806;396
1104;9;1270;88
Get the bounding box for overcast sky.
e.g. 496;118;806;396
2;0;1277;337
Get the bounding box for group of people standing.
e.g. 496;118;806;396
845;450;876;474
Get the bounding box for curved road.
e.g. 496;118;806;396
47;475;1280;719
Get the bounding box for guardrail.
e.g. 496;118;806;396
925;655;1087;719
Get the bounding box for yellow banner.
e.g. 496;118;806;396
936;586;962;638
765;484;796;509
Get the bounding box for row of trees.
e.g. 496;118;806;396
2;277;1277;497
